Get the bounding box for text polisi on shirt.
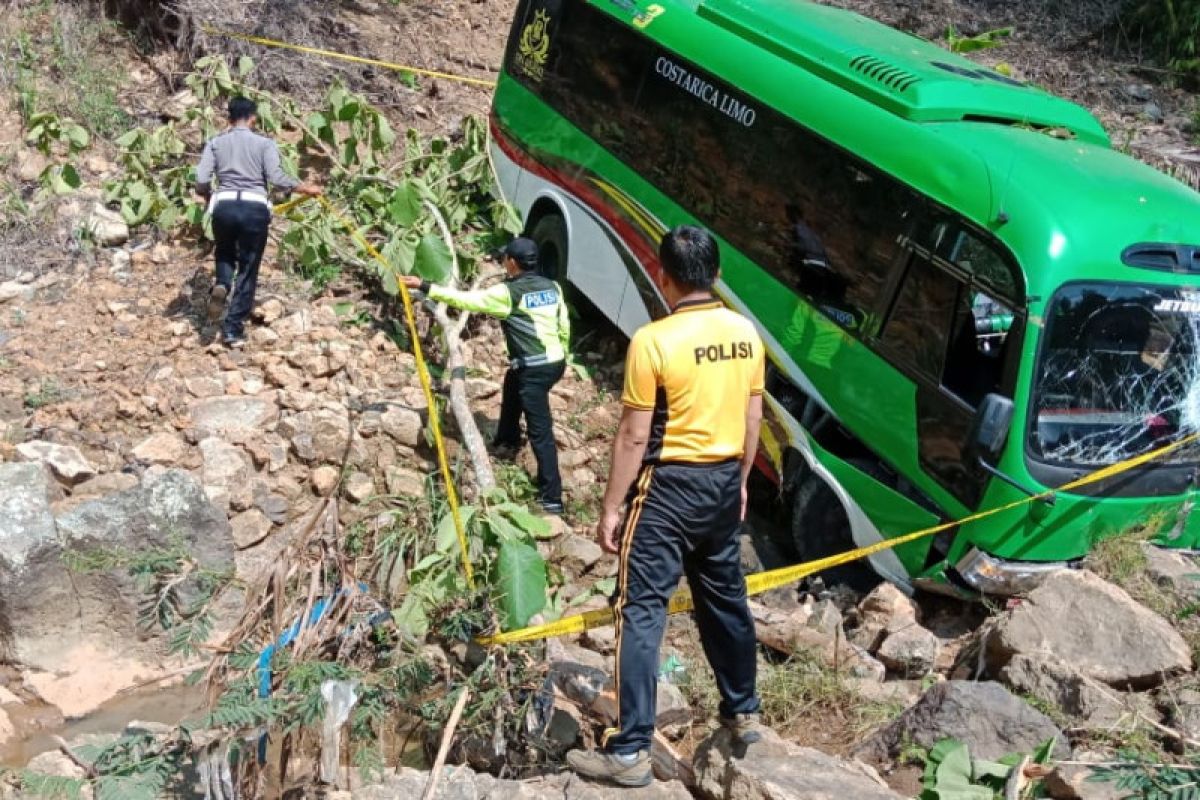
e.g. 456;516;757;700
655;57;757;128
694;340;755;365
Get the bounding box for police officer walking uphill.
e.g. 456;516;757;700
402;238;570;514
567;226;765;787
195;96;322;347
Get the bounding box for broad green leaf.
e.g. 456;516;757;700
387;181;423;227
495;539;547;630
503;506;552;539
157;204;179;230
487;512;527;544
492;200;523;235
392;594;428;639
341;136;359;168
60;164;82;190
413;552;445;573
237;55;255;76
65;123;89;150
436;506;475;553
115;129;141;148
919;739;995;800
413;234;454;283
373;115;396;149
381;233;417;277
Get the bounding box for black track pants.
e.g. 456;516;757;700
603;460;760;755
212;199;270;339
494;362;565;506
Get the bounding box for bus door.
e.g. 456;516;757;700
880;218;1024;514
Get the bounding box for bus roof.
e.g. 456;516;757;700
699;0;1110;145
647;0;1200;295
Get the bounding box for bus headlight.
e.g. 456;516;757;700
953;548;1071;595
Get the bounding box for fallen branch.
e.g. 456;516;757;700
425;200;496;491
421;686;471;800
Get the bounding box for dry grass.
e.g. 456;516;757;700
673;628;904;756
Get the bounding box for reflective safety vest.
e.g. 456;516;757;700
426;271;570;367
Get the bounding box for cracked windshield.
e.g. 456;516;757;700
1031;283;1200;466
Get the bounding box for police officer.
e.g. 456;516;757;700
567;226;764;787
401;238;570;514
195;96;322;347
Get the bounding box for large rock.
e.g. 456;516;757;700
695;727;902;800
190;396;279;439
380;404;423;448
350;765;691;799
986;569;1191;689
1000;654;1150;729
4;471;234;715
131;432;187;466
278;407;351;463
876;624;939;678
16;441;96;486
83;203;129;247
200;438;253;494
750;601;886;681
0;463;59;576
1143;544;1200;598
856;681;1067;763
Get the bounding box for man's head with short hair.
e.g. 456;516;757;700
659;225;719;292
228;96;258;123
503;237;539;274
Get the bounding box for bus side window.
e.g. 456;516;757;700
882;254;960;379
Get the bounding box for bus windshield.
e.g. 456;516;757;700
1030;282;1200;466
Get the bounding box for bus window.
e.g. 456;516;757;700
943;289;1015;408
883;254;960;379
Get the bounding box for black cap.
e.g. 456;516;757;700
503;237;539;271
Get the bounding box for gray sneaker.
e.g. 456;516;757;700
720;712;764;745
207;284;228;322
565;749;652;787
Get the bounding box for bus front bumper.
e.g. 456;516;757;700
952;548;1073;595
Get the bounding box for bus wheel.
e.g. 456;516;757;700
530;213;568;282
791;472;881;593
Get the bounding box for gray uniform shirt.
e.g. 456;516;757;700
195;126;298;195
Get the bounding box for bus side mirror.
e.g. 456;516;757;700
969;393;1015;466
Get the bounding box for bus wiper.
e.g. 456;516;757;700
976;456;1056;506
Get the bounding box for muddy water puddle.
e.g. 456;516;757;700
0;682;205;767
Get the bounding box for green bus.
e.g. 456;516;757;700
490;0;1200;595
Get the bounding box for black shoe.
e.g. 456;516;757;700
540;501;565;516
492;442;520;460
207;284;228;322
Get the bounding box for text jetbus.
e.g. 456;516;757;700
491;0;1200;594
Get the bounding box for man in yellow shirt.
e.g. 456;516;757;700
567;226;765;787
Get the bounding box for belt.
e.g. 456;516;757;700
509;354;564;369
209;190;270;211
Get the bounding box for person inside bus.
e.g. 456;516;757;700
786;204;863;332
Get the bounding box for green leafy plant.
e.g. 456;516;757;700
1091;750;1200;798
1125;0;1200;78
919;737;1056;799
944;26;1013;54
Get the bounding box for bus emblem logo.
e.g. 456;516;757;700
517;9;552;82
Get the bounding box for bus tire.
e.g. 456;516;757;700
791;471;881;592
529;213;569;282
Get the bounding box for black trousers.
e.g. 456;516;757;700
604;460;760;755
494;361;565;506
212;199;271;339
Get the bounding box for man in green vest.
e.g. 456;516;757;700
402;238;571;514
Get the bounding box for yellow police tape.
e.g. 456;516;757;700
202;27;497;88
271;195;476;588
478;432;1200;645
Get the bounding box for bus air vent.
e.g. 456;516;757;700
848;54;920;94
1121;242;1200;273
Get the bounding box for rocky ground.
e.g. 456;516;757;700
1;0;1199;798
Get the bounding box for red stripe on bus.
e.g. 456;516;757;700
490;115;665;284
